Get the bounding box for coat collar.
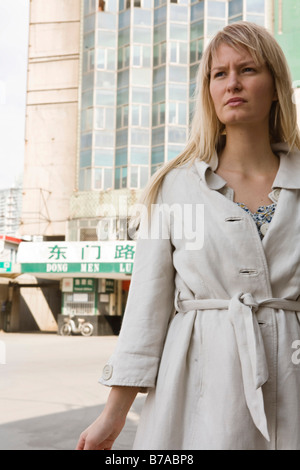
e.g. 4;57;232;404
193;142;300;190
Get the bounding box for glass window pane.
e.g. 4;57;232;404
133;27;152;44
97;49;105;69
95;107;104;128
118;27;130;46
142;46;151;67
95;130;114;147
97;12;117;29
81;133;92;149
246;14;265;26
169;83;187;101
95;168;103;189
116;148;127;165
169;102;176;124
117;87;129;106
246;0;265;13
107;51;116;70
105;107;115;129
131;147;149;164
169;65;187;83
169;23;188;40
141;105;150;126
167;144;185;160
134;9;152;26
132;68;152;86
116;129;128;146
191;20;204;39
152;104;159;126
132;87;151;103
115;167;121;189
82;72;94;91
130;166;138;188
96;71;116;88
207;1;226;17
153;66;166;84
179;42;188;63
178;102;187;125
121;167;127;188
154;24;166;43
98;30;116;47
168;126;186;143
191;1;204;21
118;69;129;87
170;5;188;21
133;45;141;66
84;32;94;50
207;19;226;36
131;128;150;145
154;6;166;25
152;127;165;146
80;150;92;168
153;84;165;103
96;90;115;105
132;105;140;125
151;145;165;164
140;166;149;187
119;10;130;29
95;149;114;166
229;0;243;17
104;168;113;189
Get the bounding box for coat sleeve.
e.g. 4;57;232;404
99;189;176;389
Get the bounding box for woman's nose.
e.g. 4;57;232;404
226;72;242;92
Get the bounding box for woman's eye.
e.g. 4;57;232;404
243;67;255;73
214;71;225;78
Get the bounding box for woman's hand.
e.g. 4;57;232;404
76;385;140;450
76;409;125;450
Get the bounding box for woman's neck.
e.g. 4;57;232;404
218;126;278;175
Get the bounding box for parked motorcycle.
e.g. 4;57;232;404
60;314;94;337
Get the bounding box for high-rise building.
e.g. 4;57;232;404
16;0;299;333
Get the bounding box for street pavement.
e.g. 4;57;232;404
0;331;146;450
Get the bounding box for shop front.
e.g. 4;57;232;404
17;240;135;335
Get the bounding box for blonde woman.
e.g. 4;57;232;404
76;22;300;450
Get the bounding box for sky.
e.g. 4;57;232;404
0;0;29;190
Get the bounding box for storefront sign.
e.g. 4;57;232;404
73;278;96;292
0;262;12;273
17;241;135;275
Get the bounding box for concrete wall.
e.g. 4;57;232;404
20;0;81;238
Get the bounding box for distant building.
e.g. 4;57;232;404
0;187;22;237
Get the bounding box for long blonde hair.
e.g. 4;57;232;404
140;21;300;210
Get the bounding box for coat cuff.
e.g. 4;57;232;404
98;352;159;389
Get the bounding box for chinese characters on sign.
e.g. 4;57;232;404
18;241;136;275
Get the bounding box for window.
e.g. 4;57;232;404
117;105;129;128
132;105;150;127
152;102;165;127
115;166;128;189
153;42;166;67
170;42;188;64
168;102;187;126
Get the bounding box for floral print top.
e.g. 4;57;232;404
236;202;277;239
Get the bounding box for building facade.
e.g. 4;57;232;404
14;0;299;333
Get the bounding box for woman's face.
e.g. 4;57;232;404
209;43;277;130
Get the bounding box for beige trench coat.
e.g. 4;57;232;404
100;143;300;450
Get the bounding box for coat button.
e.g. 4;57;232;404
272;188;281;202
260;223;269;236
102;364;113;380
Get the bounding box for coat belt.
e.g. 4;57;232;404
175;292;300;442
